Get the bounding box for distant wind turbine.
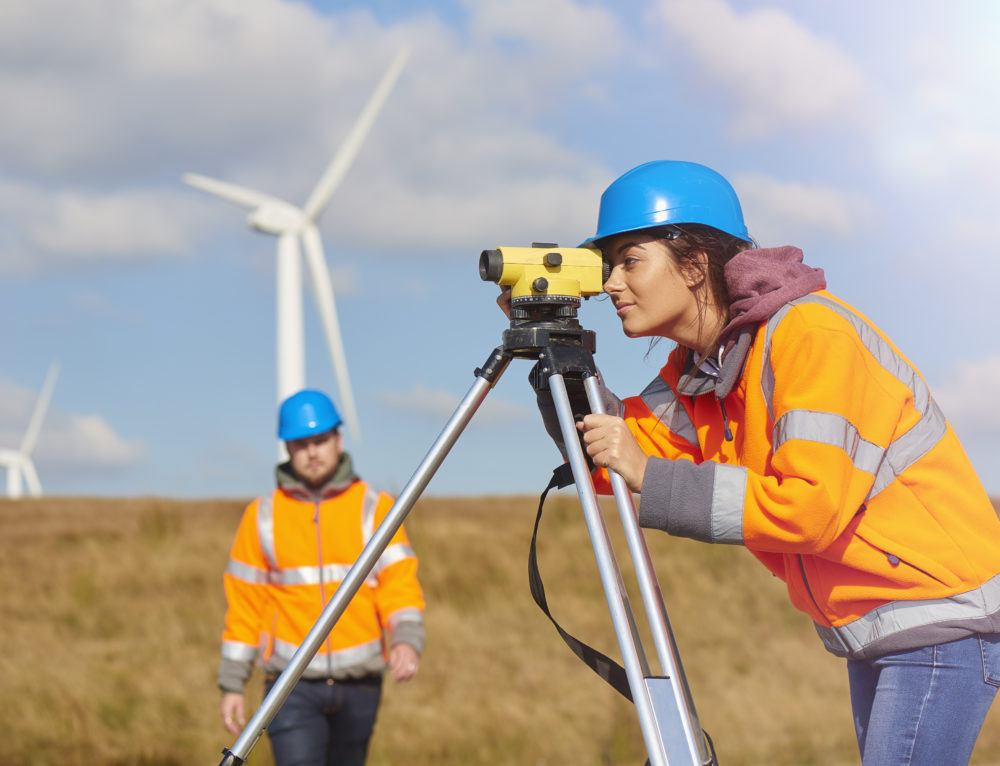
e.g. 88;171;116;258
183;47;410;444
0;361;59;499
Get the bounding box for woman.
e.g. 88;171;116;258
532;160;1000;765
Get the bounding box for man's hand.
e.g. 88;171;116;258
388;643;420;683
220;692;246;736
578;413;648;493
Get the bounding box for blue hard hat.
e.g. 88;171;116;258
584;160;750;245
278;389;342;441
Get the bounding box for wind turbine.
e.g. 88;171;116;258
0;361;59;499
183;47;410;444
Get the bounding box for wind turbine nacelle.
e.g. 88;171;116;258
248;204;306;236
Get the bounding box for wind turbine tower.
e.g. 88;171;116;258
183;47;410;444
0;361;59;499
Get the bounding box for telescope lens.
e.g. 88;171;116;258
479;249;504;283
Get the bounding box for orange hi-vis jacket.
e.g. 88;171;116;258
598;288;1000;661
219;456;424;692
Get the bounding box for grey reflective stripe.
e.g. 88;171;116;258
256;486;411;588
773;410;884;476
376;542;416;572
387;607;423;630
361;487;380;544
873;399;947;498
639;376;698;445
269;636;383;673
257;494;278;572
226;558;269;584
710;463;748;544
362;488;417;581
272;563;354;586
815;572;1000;657
761;294;948;502
221;640;258;661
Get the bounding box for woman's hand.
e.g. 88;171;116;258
578;413;648;493
497;286;512;318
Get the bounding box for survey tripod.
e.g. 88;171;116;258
219;294;716;766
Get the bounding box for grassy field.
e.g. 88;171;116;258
1;493;998;766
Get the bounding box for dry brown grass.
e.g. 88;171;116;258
1;493;998;766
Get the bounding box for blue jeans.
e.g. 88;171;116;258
848;634;1000;765
265;675;383;766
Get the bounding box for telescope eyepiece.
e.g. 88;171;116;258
480;249;504;283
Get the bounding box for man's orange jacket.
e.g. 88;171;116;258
219;456;424;692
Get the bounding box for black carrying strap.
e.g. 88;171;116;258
528;465;721;765
527;463;633;702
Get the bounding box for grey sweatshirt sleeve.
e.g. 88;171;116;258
218;656;254;694
389;611;426;654
638;457;747;545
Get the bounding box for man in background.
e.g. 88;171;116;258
218;389;425;766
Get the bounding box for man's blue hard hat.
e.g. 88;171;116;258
278;389;342;441
584;160;750;245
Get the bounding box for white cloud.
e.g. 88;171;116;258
933;355;1000;435
733;172;862;245
0;0;618;273
0;181;203;274
466;0;623;74
653;0;865;139
0;377;146;470
39;415;148;468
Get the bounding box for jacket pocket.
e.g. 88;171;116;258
854;528;961;589
878;548;951;587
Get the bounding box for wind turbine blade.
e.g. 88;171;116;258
182;172;277;210
20;361;59;456
301;225;361;443
302;46;410;222
21;459;42;497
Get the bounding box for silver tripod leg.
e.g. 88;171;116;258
219;349;511;766
219;344;713;766
548;373;712;766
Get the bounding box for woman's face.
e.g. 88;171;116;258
600;231;704;345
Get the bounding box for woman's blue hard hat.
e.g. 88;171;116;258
584;160;750;245
278;389;342;441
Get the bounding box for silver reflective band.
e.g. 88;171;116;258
270;636;383;673
773;409;884;475
226;558;269;584
271;563;354;586
361;487;380;542
376;542;416;572
815;572;1000;657
221;640;259;661
762;294;948;504
257;494;279;571
639;376;698;446
710;463;747;544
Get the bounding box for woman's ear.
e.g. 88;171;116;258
681;251;708;288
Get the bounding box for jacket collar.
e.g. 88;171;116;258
675;246;826;400
275;451;360;502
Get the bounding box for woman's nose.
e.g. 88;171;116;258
603;266;622;293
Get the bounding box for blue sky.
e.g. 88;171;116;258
2;0;999;499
